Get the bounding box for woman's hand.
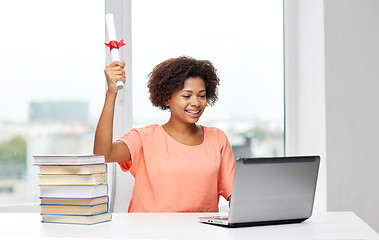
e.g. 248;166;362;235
104;61;126;94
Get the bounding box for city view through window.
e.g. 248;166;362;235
0;0;283;205
0;0;105;204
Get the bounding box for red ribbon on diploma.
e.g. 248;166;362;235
104;39;126;51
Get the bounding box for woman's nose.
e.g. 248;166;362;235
190;97;200;107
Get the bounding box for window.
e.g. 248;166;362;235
0;0;105;205
0;0;284;207
132;0;284;158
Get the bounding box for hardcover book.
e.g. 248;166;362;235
39;164;106;175
40;196;108;206
39;173;106;185
41;212;112;225
41;202;108;215
39;184;108;198
33;154;105;165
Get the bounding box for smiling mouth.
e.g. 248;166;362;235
185;110;201;114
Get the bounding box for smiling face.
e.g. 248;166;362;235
166;77;207;124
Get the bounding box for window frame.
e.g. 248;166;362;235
106;0;133;213
283;0;326;212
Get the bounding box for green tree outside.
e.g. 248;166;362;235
0;136;27;165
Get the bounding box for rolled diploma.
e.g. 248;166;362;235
105;13;124;90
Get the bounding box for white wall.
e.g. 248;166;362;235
286;0;379;233
324;0;379;233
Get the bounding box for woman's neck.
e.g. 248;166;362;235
162;120;199;136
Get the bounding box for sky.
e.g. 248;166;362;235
0;0;283;129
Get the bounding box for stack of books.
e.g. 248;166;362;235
33;154;112;225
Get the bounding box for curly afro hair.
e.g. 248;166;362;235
147;56;220;110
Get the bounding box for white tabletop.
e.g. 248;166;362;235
1;211;378;240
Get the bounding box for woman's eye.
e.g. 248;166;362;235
199;95;206;98
182;95;190;98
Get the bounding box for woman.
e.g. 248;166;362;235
94;56;235;212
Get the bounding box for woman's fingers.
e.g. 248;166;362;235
104;61;126;91
109;60;124;67
105;66;125;78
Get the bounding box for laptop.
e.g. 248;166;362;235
199;155;320;227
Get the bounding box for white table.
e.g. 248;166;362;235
1;212;378;239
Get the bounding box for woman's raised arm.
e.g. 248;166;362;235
93;61;131;163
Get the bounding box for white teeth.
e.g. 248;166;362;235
187;110;200;114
